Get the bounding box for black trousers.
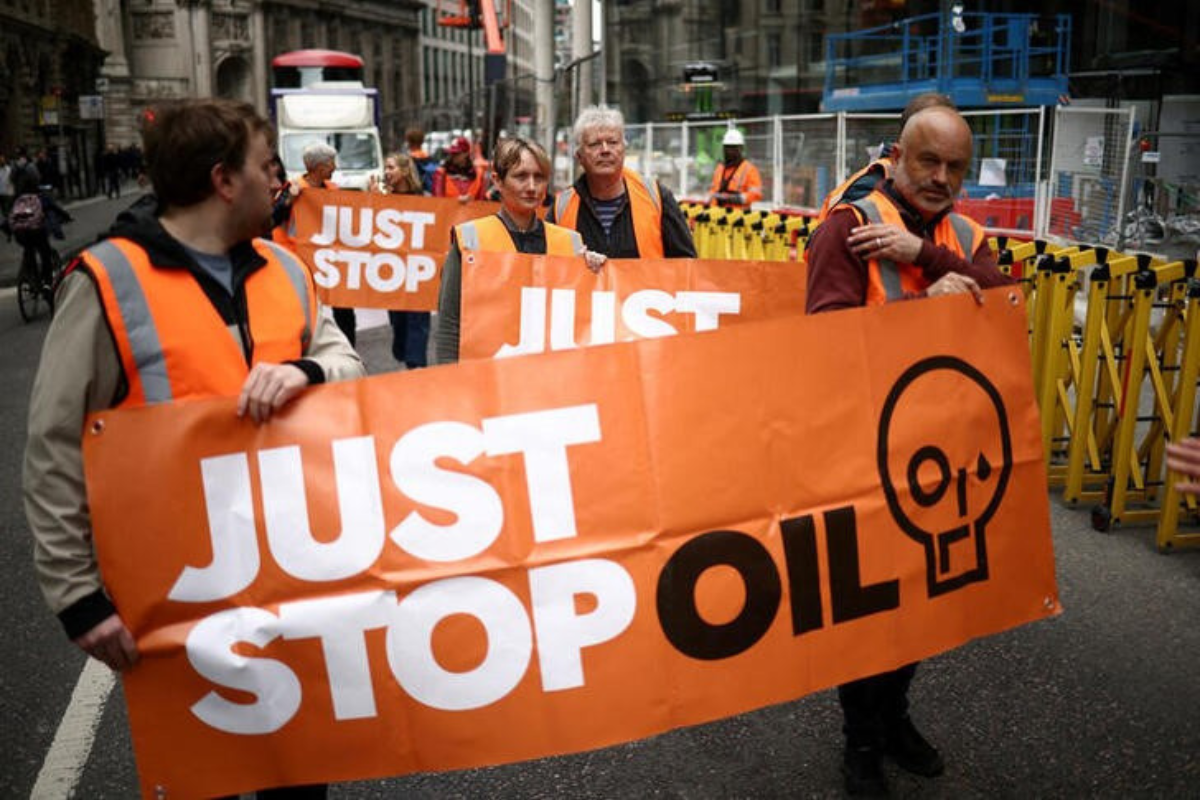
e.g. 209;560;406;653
837;662;919;748
332;307;356;346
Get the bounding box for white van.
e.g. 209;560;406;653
272;83;383;191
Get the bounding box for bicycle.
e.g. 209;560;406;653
16;241;62;323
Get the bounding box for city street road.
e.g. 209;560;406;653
2;194;1199;798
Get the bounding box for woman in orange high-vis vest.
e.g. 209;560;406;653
436;136;602;364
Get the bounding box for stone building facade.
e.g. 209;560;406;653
93;0;423;150
0;0;107;194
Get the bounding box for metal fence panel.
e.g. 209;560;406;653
778;114;839;211
958;108;1044;236
577;109;1051;235
1119;131;1200;258
1046;106;1136;246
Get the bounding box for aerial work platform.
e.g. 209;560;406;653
822;11;1071;112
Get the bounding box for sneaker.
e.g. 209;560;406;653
842;744;888;796
883;716;944;777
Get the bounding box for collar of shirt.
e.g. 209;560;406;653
881;179;952;237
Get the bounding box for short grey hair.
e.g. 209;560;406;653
573;105;625;149
302;141;338;170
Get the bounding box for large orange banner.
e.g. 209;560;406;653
84;288;1058;798
287;187;500;310
459;252;805;360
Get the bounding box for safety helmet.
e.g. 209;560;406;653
722;128;745;147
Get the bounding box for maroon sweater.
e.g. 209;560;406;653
805;181;1011;314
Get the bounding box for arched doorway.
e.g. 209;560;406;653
215;55;251;101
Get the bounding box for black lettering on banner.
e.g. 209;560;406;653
780;515;823;636
656;530;781;660
824;506;900;624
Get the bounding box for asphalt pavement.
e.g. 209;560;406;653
1;204;1198;798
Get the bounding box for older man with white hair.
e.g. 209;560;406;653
548;105;695;259
292;141;338;194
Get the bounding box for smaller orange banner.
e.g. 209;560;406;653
460;253;806;360
289;188;500;310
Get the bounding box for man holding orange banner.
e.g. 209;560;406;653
23;99;363;687
806;105;1013;795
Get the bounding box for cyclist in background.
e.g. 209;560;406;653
5;167;72;289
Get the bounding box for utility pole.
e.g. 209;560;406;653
534;0;556;157
572;0;593;111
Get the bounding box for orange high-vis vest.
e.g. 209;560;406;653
79;237;317;407
709;160;763;209
455;214;585;255
553;168;664;258
847;190;985;307
436;165;490;201
816;158;893;224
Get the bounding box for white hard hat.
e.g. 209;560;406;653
722;128;745;147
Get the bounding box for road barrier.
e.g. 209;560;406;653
992;236;1199;550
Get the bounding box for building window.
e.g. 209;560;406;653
764;0;782;14
768;33;782;69
809;30;825;63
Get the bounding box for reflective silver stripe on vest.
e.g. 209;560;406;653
629;171;662;213
567;230;585;254
259;240;314;346
85;240;174;404
457;221;481;251
554;189;574;223
948;213;977;259
259;239;314;349
849;198;903;301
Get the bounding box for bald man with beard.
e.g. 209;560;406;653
804;106;1012;795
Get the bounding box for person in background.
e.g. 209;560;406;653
548;105;695;259
288;142;360;346
431;136;490;202
707;128;762;210
816;93;956;224
405;126;436;193
436;136;603;364
804;105;1012;796
370;151;432;370
0;154;14;221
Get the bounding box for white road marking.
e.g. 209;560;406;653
30;658;115;800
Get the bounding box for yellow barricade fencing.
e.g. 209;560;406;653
681;202;815;263
992;235;1199;551
679;206;1199;550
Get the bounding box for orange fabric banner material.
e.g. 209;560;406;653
459;253;806;360
83;288;1058;798
288;187;500;310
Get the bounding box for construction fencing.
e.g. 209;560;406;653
605;108;1199;258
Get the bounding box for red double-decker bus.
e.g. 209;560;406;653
271;49;364;89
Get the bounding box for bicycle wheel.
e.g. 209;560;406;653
16;258;43;322
44;248;62;315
